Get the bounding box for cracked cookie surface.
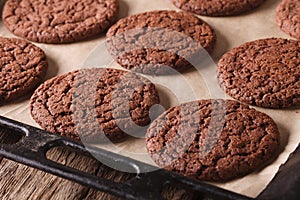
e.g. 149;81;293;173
146;99;280;181
171;0;266;16
106;10;216;74
30;68;160;142
0;37;47;104
217;38;300;108
3;0;118;43
276;0;300;39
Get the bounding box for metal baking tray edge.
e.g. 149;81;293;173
0;115;299;200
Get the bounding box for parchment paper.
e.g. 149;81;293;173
0;0;299;198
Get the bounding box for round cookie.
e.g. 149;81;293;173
146;99;280;181
0;37;47;104
171;0;266;17
2;0;118;44
276;0;300;39
217;38;300;108
106;10;216;74
30;68;160;142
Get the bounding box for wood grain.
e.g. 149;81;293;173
0;128;197;199
0;128;132;200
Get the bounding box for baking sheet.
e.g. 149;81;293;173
0;0;300;198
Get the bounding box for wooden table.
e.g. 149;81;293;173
0;128;198;200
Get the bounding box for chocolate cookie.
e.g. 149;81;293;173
171;0;266;16
30;68;160;142
106;10;216;74
217;38;300;108
2;0;118;43
276;0;300;39
146;99;280;181
0;37;47;104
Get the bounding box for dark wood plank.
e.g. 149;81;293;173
0;146;100;199
0;138;197;199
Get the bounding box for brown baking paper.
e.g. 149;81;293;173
0;0;299;198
